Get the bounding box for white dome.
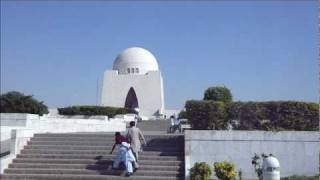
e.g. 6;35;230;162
113;47;159;75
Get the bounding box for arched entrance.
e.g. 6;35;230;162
124;87;139;109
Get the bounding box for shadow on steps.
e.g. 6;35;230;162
86;156;124;176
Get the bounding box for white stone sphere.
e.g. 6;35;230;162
263;156;280;180
113;47;159;75
263;156;280;169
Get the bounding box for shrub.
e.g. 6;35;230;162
280;175;320;180
184;100;318;131
190;162;212;180
214;161;237;180
185;100;228;130
227;101;319;131
58;106;136;118
227;101;267;130
203;86;233;103
178;110;187;119
185;85;318;131
264;101;318;131
0;91;48;115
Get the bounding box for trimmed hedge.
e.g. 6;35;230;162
227;101;319;131
0;91;48;115
58;106;136;118
185;100;228;130
280;175;319;180
185;100;318;131
227;102;267;130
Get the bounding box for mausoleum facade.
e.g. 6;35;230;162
101;47;165;119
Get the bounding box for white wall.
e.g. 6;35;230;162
0;113;126;153
101;70;165;118
1;126;26;154
0;113;127;173
0;113;126;142
185;130;320;179
0;113;39;127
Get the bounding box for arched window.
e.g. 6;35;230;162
127;68;130;73
131;68;135;74
136;68;139;73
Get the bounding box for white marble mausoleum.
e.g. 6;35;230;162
101;47;165;119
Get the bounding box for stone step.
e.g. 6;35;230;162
34;133;116;137
30;136;184;143
31;137;114;141
34;133;183;139
4;168;182;177
24;145;183;152
1;174;182;180
28;140;182;147
4;133;185;180
27;141;183;148
13;158;183;166
21;149;183;156
17;154;182;161
9;163;183;171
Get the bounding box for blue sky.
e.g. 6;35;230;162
1;1;318;109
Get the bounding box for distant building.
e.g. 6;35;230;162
101;47;165;119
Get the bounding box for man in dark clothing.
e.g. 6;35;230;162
110;132;127;154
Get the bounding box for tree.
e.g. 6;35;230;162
0;91;48;115
178;110;187;119
203;86;233;103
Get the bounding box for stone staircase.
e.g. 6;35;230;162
1;133;184;180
